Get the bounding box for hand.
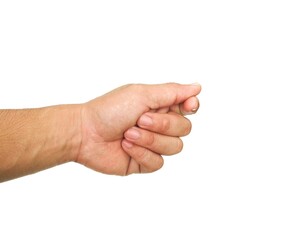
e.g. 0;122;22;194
76;83;201;175
123;93;200;173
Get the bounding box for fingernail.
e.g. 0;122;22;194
182;110;194;115
191;97;199;113
125;128;141;140
122;140;133;148
138;114;153;126
192;82;201;86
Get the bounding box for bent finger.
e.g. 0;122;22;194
137;112;192;137
122;140;164;174
124;127;183;155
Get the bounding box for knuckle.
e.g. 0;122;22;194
153;155;164;172
135;147;148;160
121;83;134;90
122;84;140;92
176;138;184;154
125;84;148;99
124;83;135;88
145;132;155;146
183;119;192;136
161;117;170;133
142;155;164;173
127;83;143;91
156;156;164;170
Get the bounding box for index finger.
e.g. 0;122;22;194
137;111;192;137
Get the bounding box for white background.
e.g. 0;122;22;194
1;0;289;239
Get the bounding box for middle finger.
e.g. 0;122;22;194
137;112;192;137
124;127;183;156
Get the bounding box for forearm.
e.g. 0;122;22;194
0;105;82;182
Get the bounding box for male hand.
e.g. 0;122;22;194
77;83;201;175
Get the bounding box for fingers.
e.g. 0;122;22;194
137;112;192;137
170;96;200;115
153;96;200;115
124;127;183;155
122;140;164;174
143;82;201;109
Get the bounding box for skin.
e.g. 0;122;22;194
0;83;201;182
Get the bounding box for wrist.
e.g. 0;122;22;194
49;104;83;164
34;104;83;167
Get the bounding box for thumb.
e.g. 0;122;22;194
143;83;201;109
